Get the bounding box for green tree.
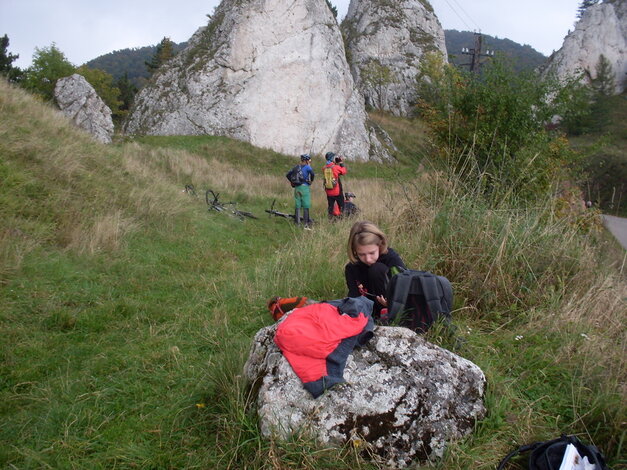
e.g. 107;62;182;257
361;59;396;109
0;34;23;82
325;0;338;19
75;65;122;116
416;52;461;107
577;0;599;19
145;37;175;75
115;72;138;112
587;54;616;131
417;56;584;201
0;34;19;73
22;43;75;101
554;74;595;136
591;54;615;97
560;55;617;135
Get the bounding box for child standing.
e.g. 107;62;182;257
322;152;347;220
286;154;315;228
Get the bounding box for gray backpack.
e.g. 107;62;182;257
385;269;453;333
286;165;305;187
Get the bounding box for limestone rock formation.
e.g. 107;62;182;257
543;0;627;94
342;0;447;116
125;0;387;161
54;74;114;144
244;323;486;469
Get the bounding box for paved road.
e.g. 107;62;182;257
603;215;627;250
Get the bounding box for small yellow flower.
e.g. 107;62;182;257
196;403;206;409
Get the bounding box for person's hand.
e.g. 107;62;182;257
376;295;387;307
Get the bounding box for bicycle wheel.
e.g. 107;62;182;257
205;189;219;207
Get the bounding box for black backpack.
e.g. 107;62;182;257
497;434;609;470
286;165;305;187
385;269;453;333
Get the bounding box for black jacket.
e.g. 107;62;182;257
345;248;406;298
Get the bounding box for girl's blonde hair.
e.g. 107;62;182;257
347;221;389;263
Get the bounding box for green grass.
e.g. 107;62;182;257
1;80;625;469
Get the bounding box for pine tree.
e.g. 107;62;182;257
0;34;21;81
589;54;616;131
592;54;615;96
577;0;599;19
115;72;138;111
145;37;175;75
325;0;338;19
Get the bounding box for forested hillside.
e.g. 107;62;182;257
85;42;187;87
445;29;547;72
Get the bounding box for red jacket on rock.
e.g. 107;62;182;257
274;299;374;398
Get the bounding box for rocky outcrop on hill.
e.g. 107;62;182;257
543;0;627;94
54;74;114;144
125;0;388;161
244;323;486;469
342;0;447;116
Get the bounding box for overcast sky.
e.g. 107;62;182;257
1;0;579;69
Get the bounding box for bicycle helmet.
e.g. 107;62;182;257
325;152;335;163
300;153;311;161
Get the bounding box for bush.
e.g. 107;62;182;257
416;55;585;202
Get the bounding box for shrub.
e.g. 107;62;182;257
416;55;586;202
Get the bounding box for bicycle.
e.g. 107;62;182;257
265;199;295;220
205;189;257;220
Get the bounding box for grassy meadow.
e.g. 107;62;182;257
1;79;625;469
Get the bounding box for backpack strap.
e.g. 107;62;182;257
417;273;444;321
497;442;543;470
387;270;412;321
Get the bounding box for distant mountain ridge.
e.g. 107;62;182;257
445;30;547;72
85;31;547;88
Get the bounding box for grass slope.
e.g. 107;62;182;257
1;80;625;469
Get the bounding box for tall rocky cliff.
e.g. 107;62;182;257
342;0;447;116
125;0;385;160
544;0;626;94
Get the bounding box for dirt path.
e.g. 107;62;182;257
603;215;627;250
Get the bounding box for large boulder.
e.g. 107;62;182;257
54;74;114;144
342;0;447;116
244;323;486;469
543;0;627;94
125;0;388;161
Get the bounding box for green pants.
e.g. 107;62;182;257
294;184;311;209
